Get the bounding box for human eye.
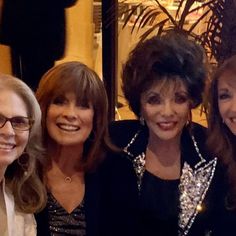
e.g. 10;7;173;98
218;91;231;100
0;115;6;123
76;99;91;109
11;117;31;130
51;96;66;105
145;94;161;105
175;93;189;104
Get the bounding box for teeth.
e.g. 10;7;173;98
58;124;79;131
0;143;15;150
231;118;236;123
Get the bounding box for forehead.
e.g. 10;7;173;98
52;91;94;108
218;71;236;90
144;78;187;95
0;89;27;115
53;88;90;101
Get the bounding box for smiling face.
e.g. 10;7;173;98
218;71;236;135
141;79;191;143
0;90;29;168
46;92;94;149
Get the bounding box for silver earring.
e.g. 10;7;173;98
140;116;145;126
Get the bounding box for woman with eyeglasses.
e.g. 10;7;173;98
0;74;47;235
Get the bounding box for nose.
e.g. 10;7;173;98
161;101;175;117
62;104;77;120
0;120;15;136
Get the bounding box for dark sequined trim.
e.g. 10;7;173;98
47;192;86;236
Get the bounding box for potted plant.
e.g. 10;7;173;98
120;0;231;65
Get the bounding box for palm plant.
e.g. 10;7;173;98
120;0;227;64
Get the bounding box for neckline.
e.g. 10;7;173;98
145;170;180;183
47;191;85;214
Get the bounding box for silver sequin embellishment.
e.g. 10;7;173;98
179;158;217;236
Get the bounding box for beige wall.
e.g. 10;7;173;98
56;0;95;69
0;45;12;74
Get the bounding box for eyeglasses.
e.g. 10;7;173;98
0;115;34;131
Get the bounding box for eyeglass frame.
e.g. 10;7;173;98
0;114;34;131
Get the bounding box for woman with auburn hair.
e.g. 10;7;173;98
207;55;236;235
35;61;115;235
0;74;46;235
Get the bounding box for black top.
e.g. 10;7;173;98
140;171;179;235
35;172;101;236
100;120;228;236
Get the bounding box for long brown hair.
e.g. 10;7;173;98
36;61;114;172
207;55;236;209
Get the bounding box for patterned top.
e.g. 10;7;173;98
47;192;86;236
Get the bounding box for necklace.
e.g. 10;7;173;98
64;176;73;183
49;162;81;184
63;172;81;183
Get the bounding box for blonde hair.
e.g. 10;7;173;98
0;74;46;213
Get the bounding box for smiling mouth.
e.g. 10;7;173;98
0;142;15;150
157;121;177;130
57;123;80;131
229;118;236;123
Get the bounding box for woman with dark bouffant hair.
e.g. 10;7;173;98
35;61;116;236
101;31;227;236
0;74;46;235
207;55;236;234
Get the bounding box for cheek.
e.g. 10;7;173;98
218;102;226;117
178;102;190;117
46;109;56;131
19;133;30;151
182;108;190;120
141;105;156;119
84;112;94;128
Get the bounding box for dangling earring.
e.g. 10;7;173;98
185;110;192;127
17;152;29;176
139;116;145;126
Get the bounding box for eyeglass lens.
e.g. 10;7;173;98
0;115;32;130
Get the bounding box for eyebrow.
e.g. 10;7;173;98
218;87;229;92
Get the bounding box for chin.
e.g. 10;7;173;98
229;129;236;136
